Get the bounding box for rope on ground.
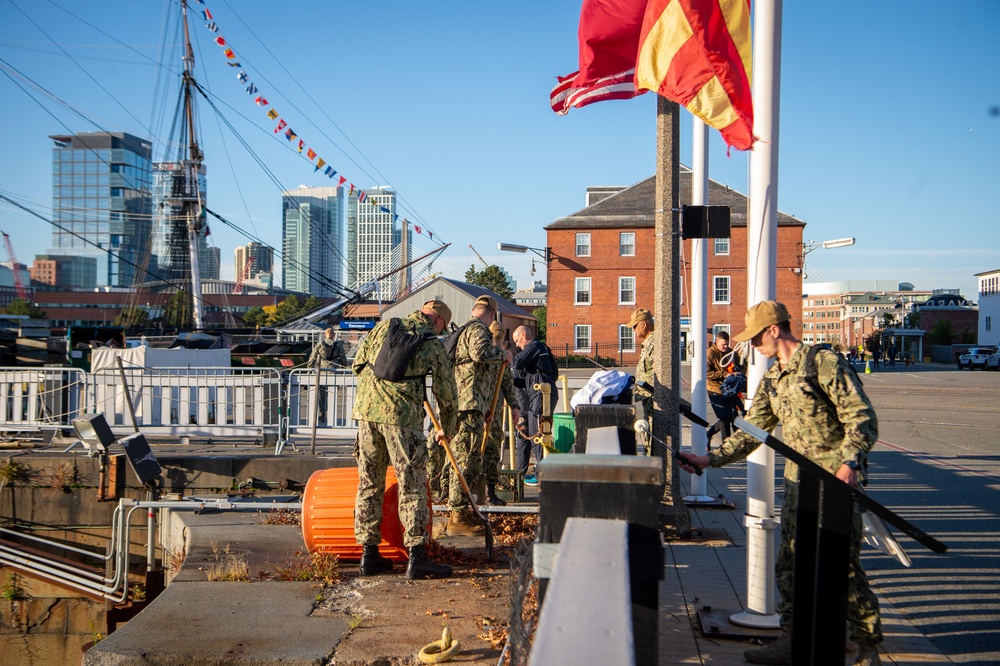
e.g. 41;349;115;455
418;626;461;664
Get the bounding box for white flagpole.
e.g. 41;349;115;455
731;0;783;629
685;118;713;502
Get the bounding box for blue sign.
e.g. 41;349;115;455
340;320;375;330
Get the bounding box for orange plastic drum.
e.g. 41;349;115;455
301;466;430;563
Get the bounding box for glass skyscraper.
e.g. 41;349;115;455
49;132;153;288
281;186;344;297
346;187;411;296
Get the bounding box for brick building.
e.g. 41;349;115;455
544;171;805;359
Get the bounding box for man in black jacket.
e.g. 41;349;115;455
511;326;558;485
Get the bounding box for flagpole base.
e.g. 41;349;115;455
683;495;716;503
730;610;782;630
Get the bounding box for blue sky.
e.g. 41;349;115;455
1;0;997;300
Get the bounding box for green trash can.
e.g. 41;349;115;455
552;412;576;453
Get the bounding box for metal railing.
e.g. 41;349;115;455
0;368;86;427
85;366;283;437
285;368;358;436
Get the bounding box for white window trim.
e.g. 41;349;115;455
619;324;635;352
714;237;730;256
712;275;731;304
574;324;592;352
576;232;592;257
575;277;592;305
618;276;636;305
619;232;636;257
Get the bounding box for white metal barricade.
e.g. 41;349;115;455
85;366;282;437
0;367;86;427
286;368;358;437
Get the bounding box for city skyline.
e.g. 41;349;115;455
1;2;997;302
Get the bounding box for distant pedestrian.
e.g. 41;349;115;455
309;328;347;419
511;325;559;483
678;301;883;666
351;300;456;580
888;343;897;367
706;331;743;448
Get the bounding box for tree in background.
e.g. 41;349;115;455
270;295;304;325
927;318;957;346
242;306;268;328
0;298;47;319
464;265;514;301
163;290;193;329
533;306;547;342
114;305;150;330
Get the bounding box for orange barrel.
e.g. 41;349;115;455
302;467;430;563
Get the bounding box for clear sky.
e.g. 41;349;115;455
1;0;997;301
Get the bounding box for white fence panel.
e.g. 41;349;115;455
286;369;358;437
0;368;86;427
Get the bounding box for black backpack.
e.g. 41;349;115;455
321;340;341;362
442;321;475;364
372;318;434;382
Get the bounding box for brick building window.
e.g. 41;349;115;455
714;238;729;255
619;325;635;352
620;232;635;256
713;276;730;304
619;277;635;304
575;325;591;352
575;277;591;305
712;324;730;338
576;233;591;257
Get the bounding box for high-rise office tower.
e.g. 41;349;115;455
346;187;411;295
281;186;344;297
150;162;212;285
49;132;153;288
235;241;274;283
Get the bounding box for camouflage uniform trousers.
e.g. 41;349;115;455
427;437;448;499
354;419;430;548
448;410;486;511
482;417;505;485
777;480;882;645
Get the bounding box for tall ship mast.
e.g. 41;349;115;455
160;0;205;329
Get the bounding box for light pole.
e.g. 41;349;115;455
799;237;855;280
498;242;550;264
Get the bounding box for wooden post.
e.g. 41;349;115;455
653;96;691;534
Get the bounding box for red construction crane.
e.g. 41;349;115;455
232;255;253;294
1;231;28;299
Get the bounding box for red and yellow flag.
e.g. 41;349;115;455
635;0;754;150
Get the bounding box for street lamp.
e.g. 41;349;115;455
799;237;855;279
498;242;550;263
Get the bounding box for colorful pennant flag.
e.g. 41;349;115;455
338;176;346;186
227;60;241;67
274;119;287;133
215;36;226;47
324;166;334;177
358;192;367;203
237;71;248;83
315;158;326;171
245;83;257;95
206;21;218;32
634;0;754;150
285;127;297;141
348;184;354;195
254;95;268;107
267;108;279;120
414;225;422;234
223;48;235;59
202;9;213;21
307;148;317;160
297;140;304;153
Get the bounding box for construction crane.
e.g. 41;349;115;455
232;256;253;294
1;231;28;299
468;244;489;268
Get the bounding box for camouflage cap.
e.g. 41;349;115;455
474;294;498;312
732;300;790;342
421;299;452;329
489;321;504;345
626;308;653;328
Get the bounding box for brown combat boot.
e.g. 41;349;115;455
744;633;791;665
446;509;486;537
853;644;882;666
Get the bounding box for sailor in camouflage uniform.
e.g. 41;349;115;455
677;301;882;666
628;308;655;453
351;300;457;580
483;321;519;506
446;294;506;536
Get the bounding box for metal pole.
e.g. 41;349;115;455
685;119;712;502
731;0;783;629
116;357;139;433
310;358;321;454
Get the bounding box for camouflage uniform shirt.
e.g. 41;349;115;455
710;344;877;480
634;336;655;401
309;338;347;369
453;317;505;413
352;311;458;435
